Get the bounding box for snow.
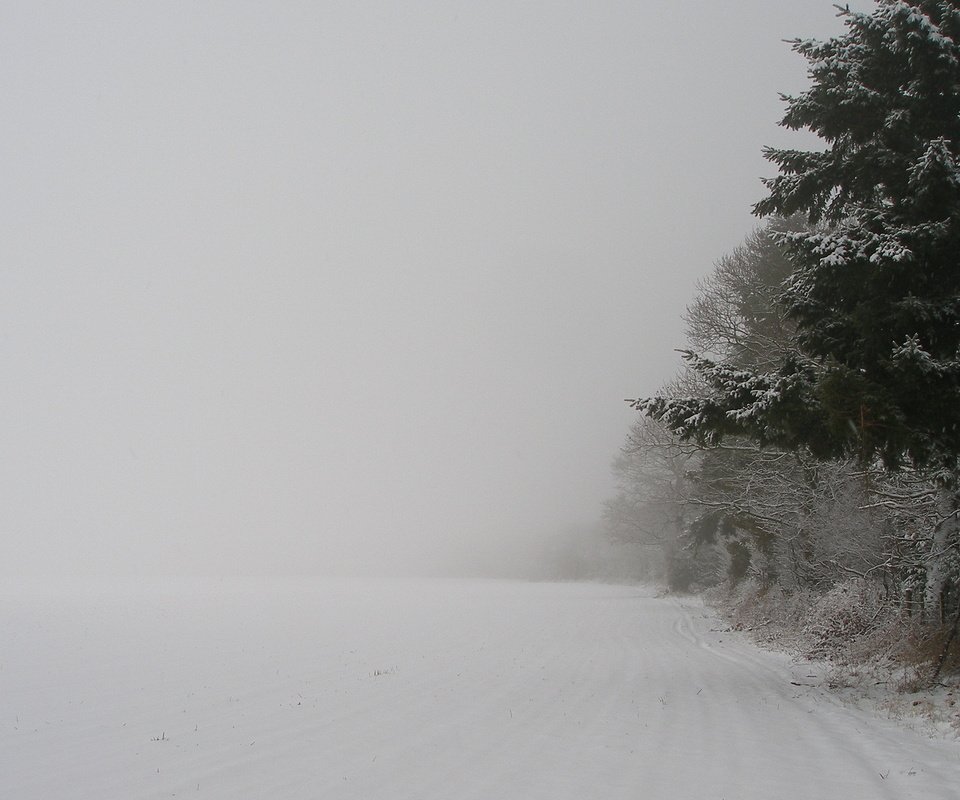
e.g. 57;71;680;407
1;578;957;799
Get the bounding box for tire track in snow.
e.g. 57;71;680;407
652;596;952;799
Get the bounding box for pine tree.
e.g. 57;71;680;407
638;1;960;473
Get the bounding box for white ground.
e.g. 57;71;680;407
1;579;957;799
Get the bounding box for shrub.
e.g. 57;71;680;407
798;579;888;660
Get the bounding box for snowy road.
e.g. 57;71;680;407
1;579;957;799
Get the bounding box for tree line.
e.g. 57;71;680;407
608;1;960;674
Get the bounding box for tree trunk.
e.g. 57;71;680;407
925;488;959;621
931;584;960;686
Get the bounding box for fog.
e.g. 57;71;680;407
0;1;867;578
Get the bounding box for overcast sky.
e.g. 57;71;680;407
0;1;871;577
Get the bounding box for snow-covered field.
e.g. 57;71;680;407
1;579;957;799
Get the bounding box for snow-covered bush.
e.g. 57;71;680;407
705;578;816;650
798;579;888;660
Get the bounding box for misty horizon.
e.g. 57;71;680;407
1;1;869;578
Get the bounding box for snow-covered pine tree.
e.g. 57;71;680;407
638;1;960;474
